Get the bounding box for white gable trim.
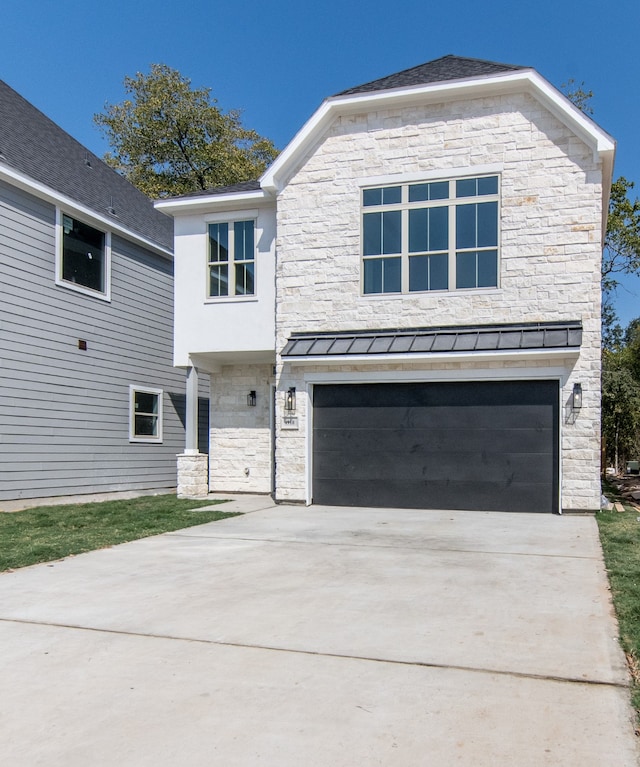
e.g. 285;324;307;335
260;69;615;200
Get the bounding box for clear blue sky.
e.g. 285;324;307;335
3;0;639;327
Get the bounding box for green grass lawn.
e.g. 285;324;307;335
0;494;238;572
597;502;640;714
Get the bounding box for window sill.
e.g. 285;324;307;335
55;278;111;302
204;295;259;305
129;437;163;444
360;287;503;299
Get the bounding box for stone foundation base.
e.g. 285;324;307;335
177;453;209;499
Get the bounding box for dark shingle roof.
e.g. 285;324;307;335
336;55;528;97
168;179;262;201
0;80;173;251
282;321;582;358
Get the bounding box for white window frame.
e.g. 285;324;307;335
360;174;500;296
129;385;163;443
205;216;257;301
55;209;112;301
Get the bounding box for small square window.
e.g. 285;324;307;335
129;386;163;442
56;212;111;300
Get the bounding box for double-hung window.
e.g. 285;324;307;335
56;212;111;300
362;175;499;294
208;220;255;298
129;386;163;443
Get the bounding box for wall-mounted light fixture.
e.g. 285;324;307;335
247;391;257;407
572;383;582;410
285;387;296;413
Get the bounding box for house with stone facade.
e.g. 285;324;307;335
157;55;615;514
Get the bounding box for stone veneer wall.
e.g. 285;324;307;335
274;92;603;510
209;363;273;493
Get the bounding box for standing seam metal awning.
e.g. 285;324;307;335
281;321;582;358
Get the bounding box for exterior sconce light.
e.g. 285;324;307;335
285;387;296;413
247;391;257;407
572;383;582;410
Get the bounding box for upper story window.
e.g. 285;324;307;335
208;220;255;298
362;175;499;295
56;212;111;300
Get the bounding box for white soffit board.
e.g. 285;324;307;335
154;190;273;215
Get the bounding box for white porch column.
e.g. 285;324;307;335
185;363;199;454
177;363;208;499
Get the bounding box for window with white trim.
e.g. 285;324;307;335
56;212;111;299
129;386;163;442
208;220;255;297
362;175;499;294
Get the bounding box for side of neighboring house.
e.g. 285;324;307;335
0;80;207;503
158;56;615;514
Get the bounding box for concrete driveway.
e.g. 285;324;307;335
0;497;638;766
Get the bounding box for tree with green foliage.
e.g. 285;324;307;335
602;351;640;472
562;81;640;469
94;64;279;198
603;177;640;295
561;79;594;116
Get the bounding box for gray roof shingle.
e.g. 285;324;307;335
335;54;528;97
0;80;173;251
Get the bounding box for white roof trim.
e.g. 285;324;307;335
285;347;580;367
154;189;273;215
0;162;173;258
261;69;616;195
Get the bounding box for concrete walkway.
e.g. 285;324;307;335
0;497;638;765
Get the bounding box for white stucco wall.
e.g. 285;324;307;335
273;91;603;510
172;204;276;367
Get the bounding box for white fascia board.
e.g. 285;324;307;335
284;347;580;367
0;162;173;259
154;189;273;216
524;71;615;156
261;69;616;195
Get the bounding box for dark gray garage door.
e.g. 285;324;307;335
312;381;559;513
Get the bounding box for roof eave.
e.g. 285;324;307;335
154;188;274;216
0;162;173;259
284;347;580;367
261;69;616;196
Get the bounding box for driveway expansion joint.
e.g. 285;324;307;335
1;616;628;691
164;532;601;560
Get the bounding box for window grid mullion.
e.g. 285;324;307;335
401;209;409;293
448;202;456;290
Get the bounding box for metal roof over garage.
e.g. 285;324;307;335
281;321;582;359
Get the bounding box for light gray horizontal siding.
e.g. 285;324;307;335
0;178;207;502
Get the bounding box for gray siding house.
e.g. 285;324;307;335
0;80;202;503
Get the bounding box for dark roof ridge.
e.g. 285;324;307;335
335;54;529;97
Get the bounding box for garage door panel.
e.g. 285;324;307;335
314;448;553;484
312;381;559;513
314;427;554;455
315;477;553;512
315;404;554;431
